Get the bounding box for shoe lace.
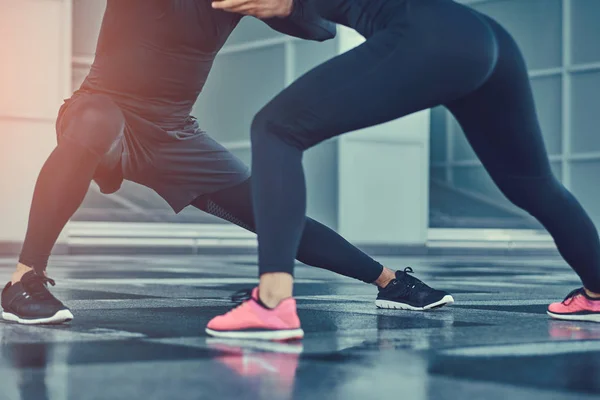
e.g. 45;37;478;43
231;289;253;304
562;288;585;305
24;274;56;300
222;288;254;315
401;267;429;290
385;267;432;299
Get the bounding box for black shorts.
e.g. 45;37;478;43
56;92;250;213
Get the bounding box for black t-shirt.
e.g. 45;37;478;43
80;0;335;129
310;0;409;38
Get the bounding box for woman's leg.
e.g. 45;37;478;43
445;15;600;321
206;0;497;339
249;2;498;307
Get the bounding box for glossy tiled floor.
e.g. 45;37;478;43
1;254;599;400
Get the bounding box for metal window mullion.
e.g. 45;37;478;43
440;152;564;169
567;152;600;162
447;160;481;168
529;67;564;79
568;61;600;74
445;111;454;184
458;0;495;6
561;0;572;188
284;40;295;86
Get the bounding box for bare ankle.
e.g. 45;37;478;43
11;263;34;284
584;287;600;299
374;267;396;288
259;273;294;308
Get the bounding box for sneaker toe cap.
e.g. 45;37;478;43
206;315;227;330
548;302;567;313
426;290;452;303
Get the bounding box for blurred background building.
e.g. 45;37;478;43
1;0;599;254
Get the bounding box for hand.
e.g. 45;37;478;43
212;0;294;19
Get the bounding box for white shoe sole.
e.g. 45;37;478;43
375;295;455;311
547;311;600;323
2;309;74;325
205;328;304;341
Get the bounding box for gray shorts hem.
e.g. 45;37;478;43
151;169;251;214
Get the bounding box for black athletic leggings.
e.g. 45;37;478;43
193;179;382;282
250;0;600;292
18;95;383;284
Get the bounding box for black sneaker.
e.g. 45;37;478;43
1;271;73;324
376;267;454;310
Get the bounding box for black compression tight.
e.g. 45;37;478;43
19;140;101;273
19;95;384;284
19;95;125;273
249;0;600;292
193;179;384;283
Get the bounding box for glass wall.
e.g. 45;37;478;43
71;2;336;224
71;0;600;234
430;0;600;229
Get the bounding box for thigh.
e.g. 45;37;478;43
446;14;552;180
192;178;256;232
57;92;127;193
254;0;498;149
130;131;251;213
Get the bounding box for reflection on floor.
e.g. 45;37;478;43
1;254;599;400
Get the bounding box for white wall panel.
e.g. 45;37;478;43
0;0;71;120
0;0;72;242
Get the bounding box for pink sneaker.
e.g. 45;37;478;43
205;288;304;341
547;288;600;323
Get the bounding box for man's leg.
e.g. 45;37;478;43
134;122;451;302
136;122;392;285
1;93;125;324
193;178;391;285
196;177;453;337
